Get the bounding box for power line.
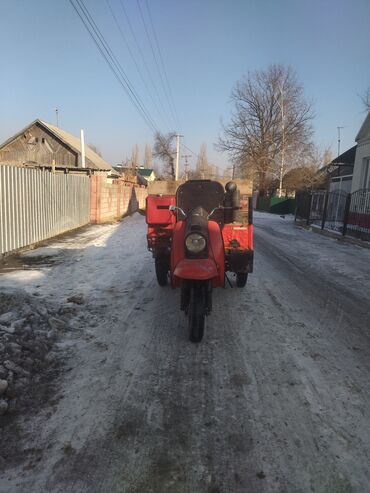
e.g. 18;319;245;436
182;142;199;159
144;0;181;130
69;0;159;134
105;0;172;130
136;0;177;130
76;0;158;132
118;0;175;131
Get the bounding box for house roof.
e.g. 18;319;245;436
331;145;357;166
0;119;113;171
356;111;370;142
137;168;154;177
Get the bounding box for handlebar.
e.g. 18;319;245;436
207;205;240;219
156;204;240;219
156;204;187;217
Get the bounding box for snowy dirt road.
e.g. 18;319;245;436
0;212;369;493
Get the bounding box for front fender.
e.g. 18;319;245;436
174;258;219;280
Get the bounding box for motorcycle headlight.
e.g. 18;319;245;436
185;233;207;254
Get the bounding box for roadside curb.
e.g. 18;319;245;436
294;220;370;250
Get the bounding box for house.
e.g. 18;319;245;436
137;167;156;182
351;111;370;192
0;119;114;173
327;145;356;192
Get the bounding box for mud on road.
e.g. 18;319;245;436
0;212;369;492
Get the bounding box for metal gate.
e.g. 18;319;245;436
295;190;312;223
309;190;326;226
325;190;350;233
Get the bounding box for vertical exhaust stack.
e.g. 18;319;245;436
224;181;240;223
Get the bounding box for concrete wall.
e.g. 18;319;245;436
90;176;147;223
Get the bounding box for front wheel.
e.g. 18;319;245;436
236;272;248;288
155;259;168;286
188;284;206;343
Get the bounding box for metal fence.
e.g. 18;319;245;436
0;165;90;255
295;188;370;242
309;190;326;226
346;189;370;241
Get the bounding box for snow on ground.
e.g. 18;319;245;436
0;211;369;492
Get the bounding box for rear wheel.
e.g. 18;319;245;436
188;284;206;343
236;272;248;287
155;259;168;286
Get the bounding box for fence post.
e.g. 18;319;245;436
307;192;313;226
342;193;351;236
321;192;329;230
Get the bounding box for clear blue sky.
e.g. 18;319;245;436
0;0;369;173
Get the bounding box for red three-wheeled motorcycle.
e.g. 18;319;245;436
146;179;253;342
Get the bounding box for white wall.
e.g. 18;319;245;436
352;112;370;193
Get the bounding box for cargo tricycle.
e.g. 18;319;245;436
146;179;253;342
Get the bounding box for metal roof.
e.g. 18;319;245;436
137;168;154;177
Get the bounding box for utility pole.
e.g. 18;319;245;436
182;154;191;180
337;126;344;157
55;107;59;128
175;133;183;181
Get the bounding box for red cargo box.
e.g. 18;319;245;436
146;195;176;226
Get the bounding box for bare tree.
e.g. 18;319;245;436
283;144;330;193
217;64;314;194
196;143;209;178
131;144;140;168
144;143;152;168
360;87;370;111
153;131;176;179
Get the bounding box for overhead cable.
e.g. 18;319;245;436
105;0;172;130
69;0;159;134
136;0;178;130
118;0;174;131
144;0;181;130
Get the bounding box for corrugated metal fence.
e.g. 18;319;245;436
0;165;90;255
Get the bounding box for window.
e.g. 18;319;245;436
362;158;370;188
42;137;45;143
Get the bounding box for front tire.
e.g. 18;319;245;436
236;272;248;287
155;259;168;286
188;284;206;343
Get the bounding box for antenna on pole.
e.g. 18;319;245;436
55;108;59;128
337;126;344;157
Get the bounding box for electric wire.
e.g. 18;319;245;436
75;0;158;133
136;0;178;130
69;0;160;134
105;0;172;130
118;0;174;132
144;0;181;130
182;142;200;159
